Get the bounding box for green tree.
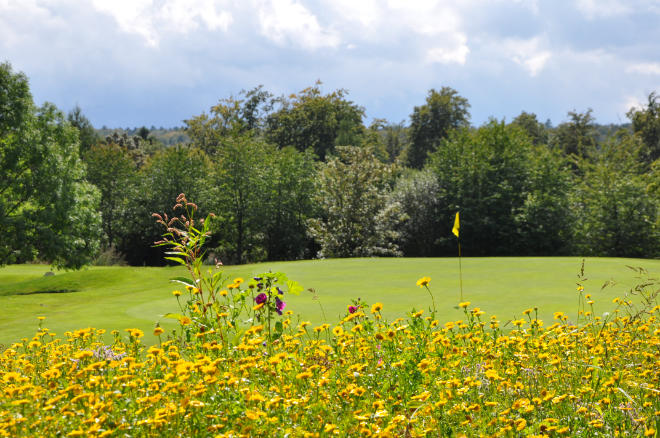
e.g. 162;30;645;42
261;147;317;260
83;144;137;248
120;146;213;265
211;135;273;264
551;109;597;159
67;105;99;155
573;133;659;257
511;111;548;145
427;121;570;256
406;87;470;169
513;146;574;255
390;169;444;256
265;83;365;160
627;91;660;163
185;86;273;156
307;146;402;258
0;62;101;268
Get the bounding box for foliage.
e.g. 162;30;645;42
513;146;575;255
120;147;213;265
390;169;444;256
511;111;549;146
185;86;273;155
628;91;660;163
0;228;658;436
83;143;137;248
210;135;273;264
0;62;101;269
551;109;598;159
260;147;317;261
265;83;365;160
427;121;565;256
308;146;403;258
67;105;100;155
406;87;471;169
573;133;659;258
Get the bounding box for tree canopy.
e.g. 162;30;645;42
0;62;101;269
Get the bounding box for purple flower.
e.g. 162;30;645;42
348;305;358;314
276;297;286;315
255;293;268;305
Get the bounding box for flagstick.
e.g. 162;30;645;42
457;238;464;302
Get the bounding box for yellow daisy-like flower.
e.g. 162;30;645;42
172;290;182;297
416;276;431;287
179;316;192;326
371;302;383;313
459;301;471;309
153;327;164;336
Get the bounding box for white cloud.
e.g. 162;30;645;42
257;0;340;50
90;0;232;47
622;95;645;113
500;37;551;77
426;37;470;65
626;62;660;75
576;0;631;19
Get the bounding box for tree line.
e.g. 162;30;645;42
1;62;658;268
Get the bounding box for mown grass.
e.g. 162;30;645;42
0;257;657;347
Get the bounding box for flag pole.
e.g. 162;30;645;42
452;211;463;302
457;237;463;302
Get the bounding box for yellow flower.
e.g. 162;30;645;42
416;276;431;287
371;302;383;313
179;316;192;326
172;290;182;297
234;277;244;285
459;301;471;309
154;327;164;336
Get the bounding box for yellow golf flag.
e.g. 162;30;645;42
452;212;460;237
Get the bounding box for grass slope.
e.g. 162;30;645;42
0;257;657;347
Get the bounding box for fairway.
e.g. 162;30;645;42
0;257;657;347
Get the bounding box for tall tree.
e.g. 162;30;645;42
406;87;470;169
83;144;137;248
67;105;99;155
627;91;660;163
185;86;273;156
212;135;273;264
0;62;101;268
573;133;659;257
120;146;213;265
261;147;317;261
551;109;597;159
511;111;548;145
426;121;571;256
265;83;365;160
307;146;403;258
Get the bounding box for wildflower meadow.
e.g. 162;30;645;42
0;196;658;437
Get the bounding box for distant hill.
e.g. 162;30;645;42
96;126;189;146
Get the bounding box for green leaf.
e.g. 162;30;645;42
164;257;185;265
287;280;303;296
275;321;283;333
170;277;195;287
162;313;185;320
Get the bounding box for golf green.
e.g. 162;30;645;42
0;257;657;347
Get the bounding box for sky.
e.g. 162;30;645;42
1;0;659;129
